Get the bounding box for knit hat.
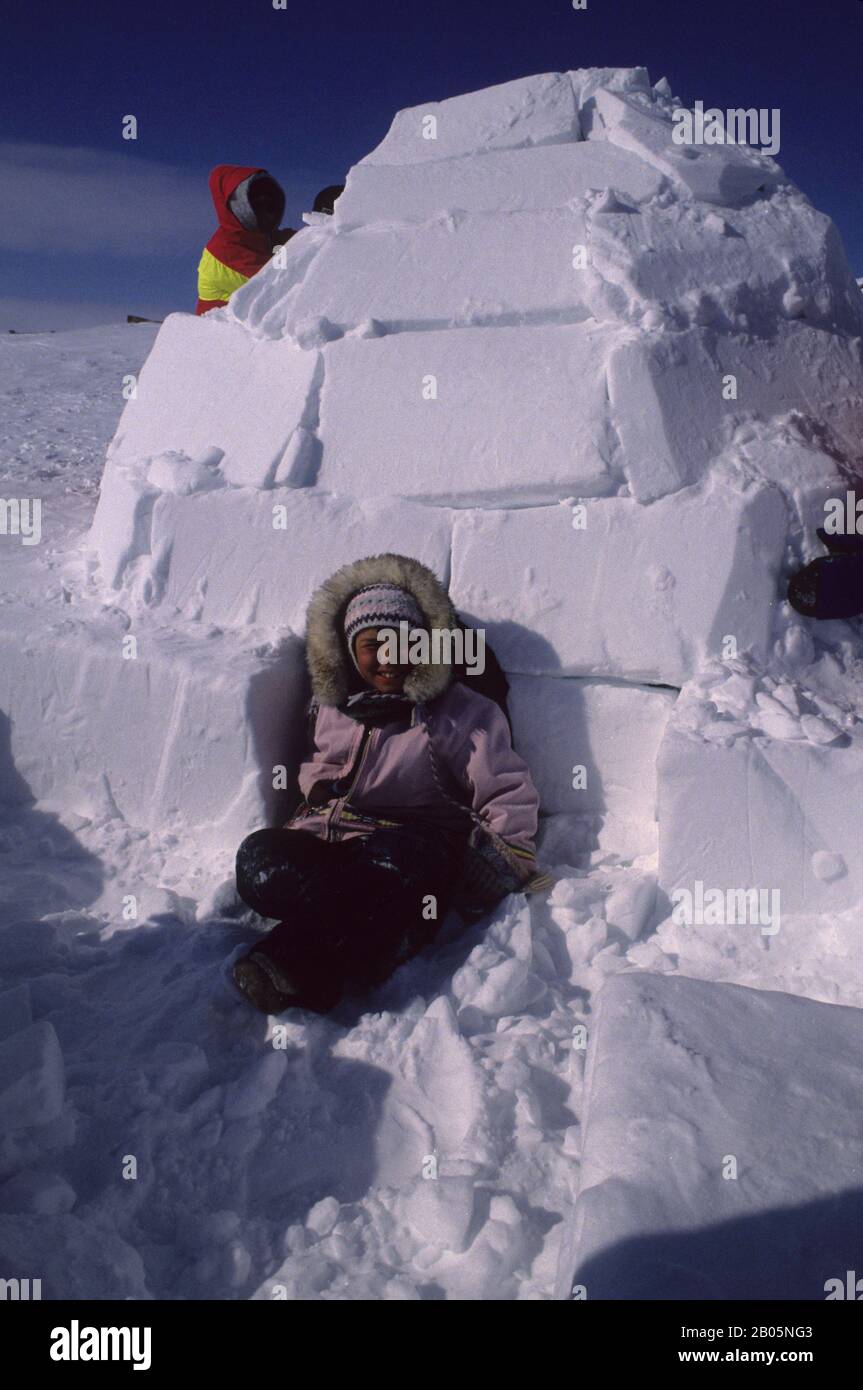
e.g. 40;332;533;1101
312;184;345;215
343;583;425;668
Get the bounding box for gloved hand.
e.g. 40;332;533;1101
306;777;338;807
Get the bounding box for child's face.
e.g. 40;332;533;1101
353;627;411;693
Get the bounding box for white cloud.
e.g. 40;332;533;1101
1;143;213;257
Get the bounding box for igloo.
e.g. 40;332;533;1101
70;65;863;891
5;66;863;1298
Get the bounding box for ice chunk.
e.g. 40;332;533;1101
305;1196;340;1238
603;875;657;941
459;955;545;1020
399;1175;476;1254
801;713;843;746
147;447;224;496
375;997;488;1184
753;705;804;740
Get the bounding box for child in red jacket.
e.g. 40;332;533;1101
196;165;295;315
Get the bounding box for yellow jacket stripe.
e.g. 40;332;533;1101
197;247;250;303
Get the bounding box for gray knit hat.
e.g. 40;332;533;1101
343;583;425;669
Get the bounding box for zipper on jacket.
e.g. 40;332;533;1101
325;724;375;842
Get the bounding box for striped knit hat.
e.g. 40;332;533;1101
343;583;425;668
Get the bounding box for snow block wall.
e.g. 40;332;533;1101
82;65;863;875
0;602;307;857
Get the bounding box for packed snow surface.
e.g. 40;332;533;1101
2;67;863;1300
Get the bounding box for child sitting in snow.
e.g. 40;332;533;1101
232;553;541;1015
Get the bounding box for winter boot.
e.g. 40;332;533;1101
788;552;863;619
232;950;299;1015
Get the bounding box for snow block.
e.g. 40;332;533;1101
280;208;592;337
608;324;863;502
583;87;782;207
318;323;618;504
152;490;450;630
607;334;712;500
107;312;322;488
569;67;653;108
508;675;676;824
589;196;863;339
0;1021;64;1131
400;1175;475;1254
732;433;853;546
225;222;334;340
0;606;307;852
556;972;863;1300
450;480;786;683
657;723;863;915
358;72;581;167
91;483;452;631
337;142;663;226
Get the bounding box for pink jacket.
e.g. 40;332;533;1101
288;682;539;865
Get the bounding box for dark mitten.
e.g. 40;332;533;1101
235;827;332;920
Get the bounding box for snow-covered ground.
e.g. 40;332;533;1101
3;68;863;1301
0;323;611;1299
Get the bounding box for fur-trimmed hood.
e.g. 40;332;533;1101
305;553;459;706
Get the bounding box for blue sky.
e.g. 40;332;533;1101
3;0;862;328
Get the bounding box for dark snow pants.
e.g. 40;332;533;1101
235;825;463;1012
